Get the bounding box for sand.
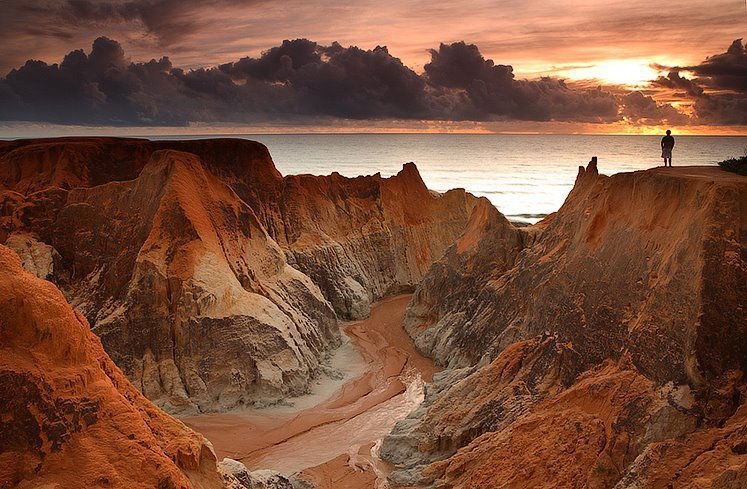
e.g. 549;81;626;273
183;294;435;487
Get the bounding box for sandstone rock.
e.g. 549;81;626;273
0;244;226;489
4;232;59;279
614;401;747;489
0;138;474;412
274;162;476;319
402;197;536;366
383;164;747;487
406;164;746;383
57;149;338;414
218;459;310;489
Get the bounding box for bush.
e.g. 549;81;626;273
717;155;747;176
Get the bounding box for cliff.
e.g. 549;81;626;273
0;244;225;489
274;162;474;318
0;137;474;413
381;163;747;487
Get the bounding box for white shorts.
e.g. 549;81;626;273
662;148;672;158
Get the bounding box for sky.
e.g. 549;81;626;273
1;0;746;134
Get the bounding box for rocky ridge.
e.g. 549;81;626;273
382;162;747;487
0;243;317;489
0;138;474;413
0;244;225;488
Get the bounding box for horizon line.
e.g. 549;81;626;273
3;131;747;140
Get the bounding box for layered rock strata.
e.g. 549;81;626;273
0;138;474;412
0;244;225;489
271;162;474;319
382;163;747;487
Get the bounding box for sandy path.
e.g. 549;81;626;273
183;294;435;485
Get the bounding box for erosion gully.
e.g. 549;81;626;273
183;294;436;488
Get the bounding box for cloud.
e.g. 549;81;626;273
424;42;621;122
618;91;689;125
0;0;270;73
220;39;323;82
651;40;747;125
425;41;514;90
692;94;747;125
0;37;687;126
2;0;743;81
221;39;433;119
683;38;747;93
652;71;704;98
40;0;263;45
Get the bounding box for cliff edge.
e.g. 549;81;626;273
382;163;747;488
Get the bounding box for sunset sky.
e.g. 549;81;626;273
1;0;746;134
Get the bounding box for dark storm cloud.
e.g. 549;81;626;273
692;94;747;126
652;71;704;98
0;37;291;125
652;39;747;125
290;43;433;119
682;39;747;93
424;41;515;90
424;42;620;122
220;39;323;82
0;37;686;126
618;91;689;125
219;40;436;119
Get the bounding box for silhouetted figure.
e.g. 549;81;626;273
661;130;675;167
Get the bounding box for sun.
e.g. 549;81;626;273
563;59;663;87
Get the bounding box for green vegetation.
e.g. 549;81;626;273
717;153;747;176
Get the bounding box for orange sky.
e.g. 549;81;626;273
1;0;746;134
4;0;743;75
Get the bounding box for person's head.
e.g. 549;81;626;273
666;129;671;135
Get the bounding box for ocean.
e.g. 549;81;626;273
153;134;747;223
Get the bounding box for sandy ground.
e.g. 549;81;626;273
183;294;435;487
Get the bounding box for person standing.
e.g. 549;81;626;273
661;130;675;167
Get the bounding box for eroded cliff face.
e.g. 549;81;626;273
402;197;538;366
274;163;475;319
0;245;225;489
0;138;473;413
3;144;339;414
382;163;747;487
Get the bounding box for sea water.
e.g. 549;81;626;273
154;134;747;223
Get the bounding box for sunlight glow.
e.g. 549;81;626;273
562;59;663;86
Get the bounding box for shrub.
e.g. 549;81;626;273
717;155;747;176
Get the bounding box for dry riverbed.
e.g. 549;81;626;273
183;294;435;488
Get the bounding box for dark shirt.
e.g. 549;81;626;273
661;135;675;149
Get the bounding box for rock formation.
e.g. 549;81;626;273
0;244;225;488
9;136;739;488
219;459;310;489
270;162;474;320
0;137;474;413
382;163;747;487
